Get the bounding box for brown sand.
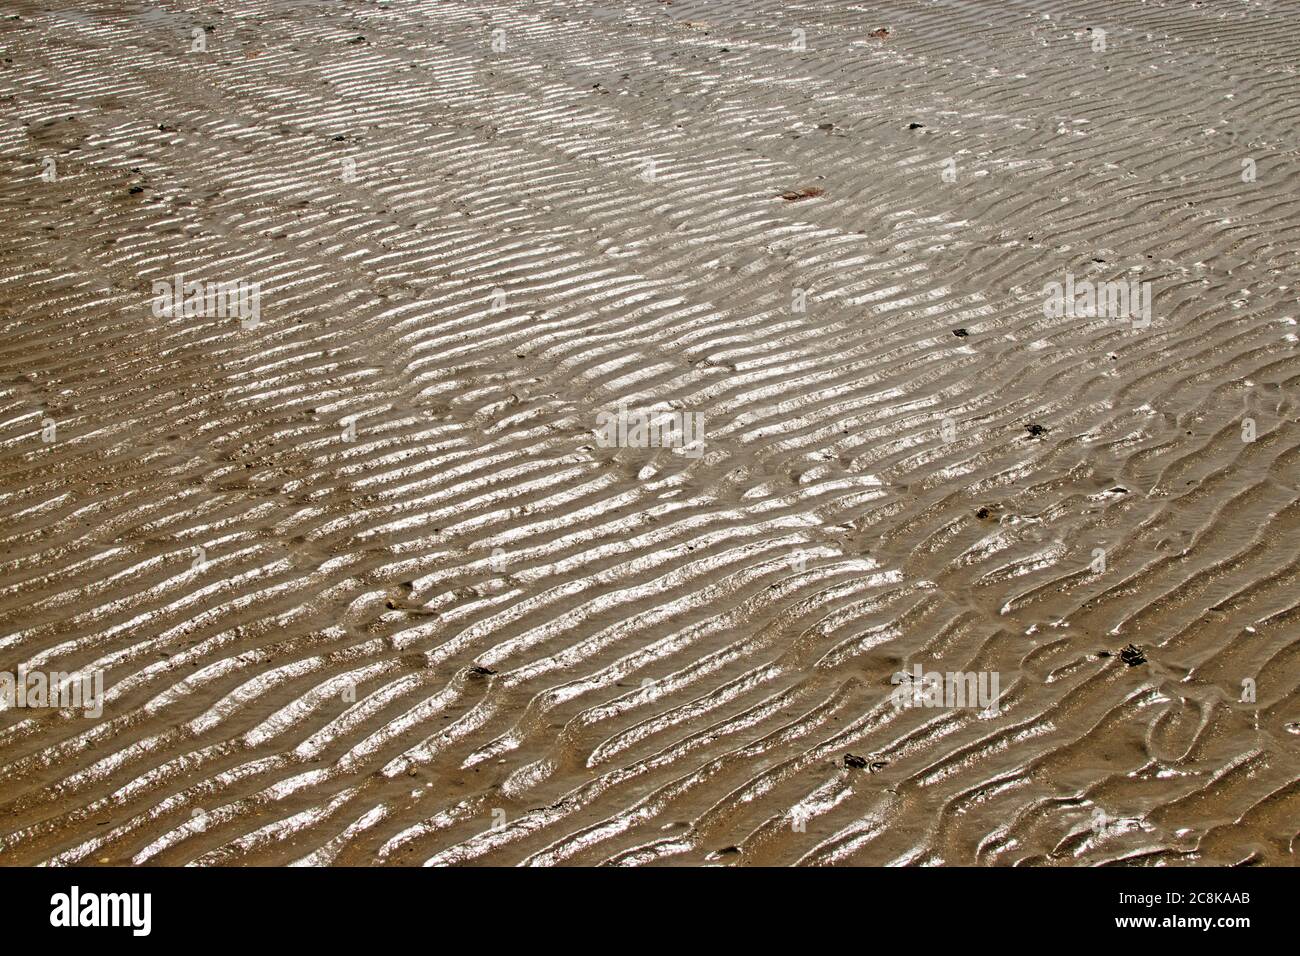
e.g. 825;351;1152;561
0;0;1297;866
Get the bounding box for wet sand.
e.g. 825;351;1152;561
0;0;1297;866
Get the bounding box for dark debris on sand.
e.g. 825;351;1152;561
780;186;825;201
1120;644;1147;666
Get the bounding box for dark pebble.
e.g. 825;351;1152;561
1120;644;1147;666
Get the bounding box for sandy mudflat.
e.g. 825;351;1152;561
0;0;1297;866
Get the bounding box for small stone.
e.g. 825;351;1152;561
1120;643;1147;666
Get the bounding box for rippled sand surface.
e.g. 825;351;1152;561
1;0;1297;866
